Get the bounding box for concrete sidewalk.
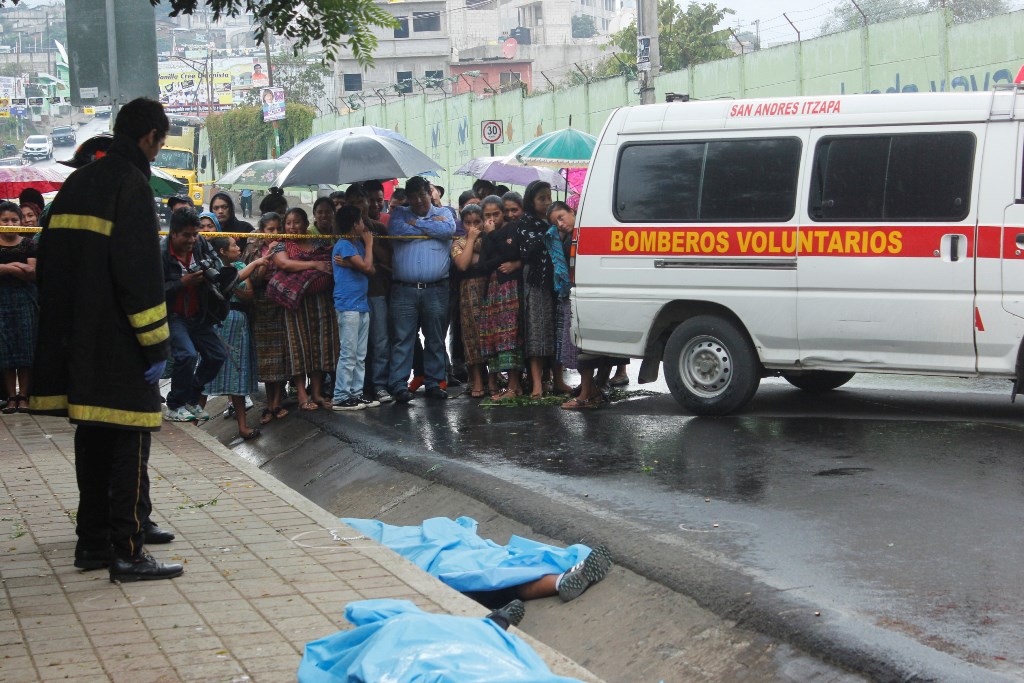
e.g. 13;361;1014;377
0;413;598;682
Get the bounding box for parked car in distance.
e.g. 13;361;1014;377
51;125;76;146
22;134;52;161
0;156;30;167
94;106;112;118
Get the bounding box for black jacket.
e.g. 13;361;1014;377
30;134;169;431
162;233;226;325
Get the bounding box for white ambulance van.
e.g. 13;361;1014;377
572;83;1024;415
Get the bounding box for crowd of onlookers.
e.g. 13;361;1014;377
0;176;631;437
0;188;46;414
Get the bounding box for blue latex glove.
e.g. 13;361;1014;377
144;360;167;385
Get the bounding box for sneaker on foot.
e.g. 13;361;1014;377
557;545;612;602
486;599;526;629
373;387;394;404
408;375;425;392
185;404;211;422
360;397;381;408
164;406;195;422
332;398;365;411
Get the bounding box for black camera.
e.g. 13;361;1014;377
188;257;238;301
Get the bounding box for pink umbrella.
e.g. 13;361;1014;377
0;165;71;200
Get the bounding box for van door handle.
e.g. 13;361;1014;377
1016;233;1024;250
949;234;960;262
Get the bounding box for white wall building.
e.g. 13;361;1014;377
333;0;451;104
570;0;621;35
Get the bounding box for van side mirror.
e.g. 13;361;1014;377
201;155;207;172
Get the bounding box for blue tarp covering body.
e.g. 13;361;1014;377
342;516;591;592
298;599;582;683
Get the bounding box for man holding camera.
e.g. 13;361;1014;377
163;207;228;422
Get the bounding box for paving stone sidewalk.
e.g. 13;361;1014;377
0;414;598;682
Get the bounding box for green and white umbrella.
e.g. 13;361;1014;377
149;166;188;196
510;128;597;168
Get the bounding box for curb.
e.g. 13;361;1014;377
182;420;603;682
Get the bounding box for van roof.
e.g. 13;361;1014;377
611;91;1021;135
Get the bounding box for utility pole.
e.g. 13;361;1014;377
263;24;281;158
637;0;660;104
104;0;121;120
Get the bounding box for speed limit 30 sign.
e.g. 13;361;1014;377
481;120;504;145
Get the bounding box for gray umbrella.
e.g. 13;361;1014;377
274;133;443;188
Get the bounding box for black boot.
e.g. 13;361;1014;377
109;553;184;583
143;520;176;544
74;548;113;570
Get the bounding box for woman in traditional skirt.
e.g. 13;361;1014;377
451;203;494;398
514;181;557;399
205;236;270;439
479;199;524;401
248;212;290;424
0;202;36;414
271;207;339;412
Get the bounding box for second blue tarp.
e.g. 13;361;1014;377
299;599;582;682
342;516;591;592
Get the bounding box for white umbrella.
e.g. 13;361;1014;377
455;156;566;190
274;134;443;188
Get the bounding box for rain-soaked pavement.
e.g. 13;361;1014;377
314;371;1024;680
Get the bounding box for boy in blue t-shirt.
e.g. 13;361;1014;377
331;205;377;410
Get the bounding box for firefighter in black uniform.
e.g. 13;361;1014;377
30;98;183;582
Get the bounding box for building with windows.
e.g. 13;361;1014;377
570;0;623;35
333;0;451;103
330;0;623;108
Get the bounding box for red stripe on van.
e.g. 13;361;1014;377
577;225;1000;259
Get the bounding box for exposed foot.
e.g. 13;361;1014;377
558;545;612;602
491;388;522;402
561;397;598;410
608;371;629;388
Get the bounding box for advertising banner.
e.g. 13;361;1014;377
261;87;285;122
158;57;272;115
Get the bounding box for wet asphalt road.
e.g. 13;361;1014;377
320;371;1024;680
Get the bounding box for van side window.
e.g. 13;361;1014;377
810;132;975;222
614;138;801;223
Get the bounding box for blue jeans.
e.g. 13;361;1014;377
367;296;390;391
388;283;448;392
333;310;369;402
167;314;227;409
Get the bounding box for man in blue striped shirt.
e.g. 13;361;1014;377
387;176;457;403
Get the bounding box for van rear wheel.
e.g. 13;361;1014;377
664;315;761;416
782;371;855;393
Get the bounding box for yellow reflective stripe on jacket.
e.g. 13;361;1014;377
48;214;114;237
135;322;170;347
128;303;167;329
68;403;161;429
29;394;69;411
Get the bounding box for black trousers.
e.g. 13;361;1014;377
74;426;151;560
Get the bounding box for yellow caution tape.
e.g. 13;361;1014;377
0;227;434;240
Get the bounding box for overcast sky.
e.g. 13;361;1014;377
715;0;843;42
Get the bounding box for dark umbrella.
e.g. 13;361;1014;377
274;133;443;188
